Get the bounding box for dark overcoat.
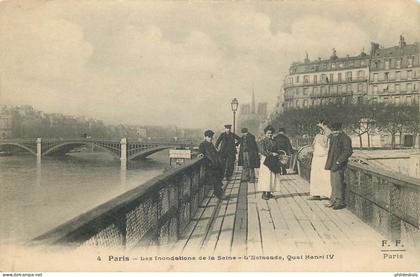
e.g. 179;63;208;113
325;131;353;171
238;133;260;168
274;134;293;155
215;132;240;158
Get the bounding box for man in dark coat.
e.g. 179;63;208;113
273;128;293;175
325;122;353;210
198;130;226;200
238;128;260;182
215;124;241;180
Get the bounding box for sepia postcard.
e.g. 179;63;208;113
0;0;419;273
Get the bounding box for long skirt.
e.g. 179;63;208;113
309;155;331;197
257;155;282;192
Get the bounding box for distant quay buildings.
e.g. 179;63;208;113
282;36;419;110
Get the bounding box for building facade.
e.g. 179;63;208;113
369;36;420;105
283;49;370;110
0;113;11;139
282;36;420;110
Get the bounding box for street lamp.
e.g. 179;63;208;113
230;98;239;134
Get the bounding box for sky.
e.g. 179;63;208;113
0;0;419;129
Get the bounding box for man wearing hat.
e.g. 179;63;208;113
238;127;260;182
215;124;241;180
198;130;226;200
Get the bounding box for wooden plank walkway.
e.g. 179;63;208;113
176;166;384;255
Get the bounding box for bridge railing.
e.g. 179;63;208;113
296;153;420;249
31;157;209;248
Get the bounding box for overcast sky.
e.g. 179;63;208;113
0;0;419;129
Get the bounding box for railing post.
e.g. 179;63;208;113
36;138;42;161
120;138;127;169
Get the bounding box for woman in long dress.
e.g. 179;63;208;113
257;125;279;200
308;121;331;200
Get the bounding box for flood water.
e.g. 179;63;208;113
0;150;170;244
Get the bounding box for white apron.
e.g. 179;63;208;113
309;134;331;197
257;155;282;192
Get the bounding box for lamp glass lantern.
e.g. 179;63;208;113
231;98;239;112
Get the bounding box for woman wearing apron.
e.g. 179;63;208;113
257;125;279;200
308;120;331;200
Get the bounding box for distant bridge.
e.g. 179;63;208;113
0;138;194;164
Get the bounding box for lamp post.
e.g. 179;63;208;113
230;98;239;134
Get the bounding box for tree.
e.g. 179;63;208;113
375;104;407;149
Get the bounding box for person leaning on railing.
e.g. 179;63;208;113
198;130;227;200
325;122;353;210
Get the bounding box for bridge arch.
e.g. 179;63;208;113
128;146;169;160
42;141;121;158
0;142;37;156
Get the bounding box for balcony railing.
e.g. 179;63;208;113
31;158;209;248
284;77;368;88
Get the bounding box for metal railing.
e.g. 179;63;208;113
345;162;420;248
31;157;209;248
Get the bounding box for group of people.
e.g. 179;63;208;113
308;120;353;209
198;120;353;210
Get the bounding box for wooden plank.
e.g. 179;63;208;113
279;176;326;248
273;177;312;249
245;175;263;256
201;172;238;254
171;190;214;254
292;175;383;246
181;194;219;254
285;176;342;248
213;170;241;255
231;175;248;254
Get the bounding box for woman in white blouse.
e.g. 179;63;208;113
308;120;331;200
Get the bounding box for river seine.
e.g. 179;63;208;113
0;150;170;244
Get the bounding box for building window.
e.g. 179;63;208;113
407;70;412;79
395;84;400;92
346;71;352;81
296;76;300;83
406;95;412;104
303;88;308;95
373;73;378;82
331;63;336;69
313;87;319;96
304;75;309;84
396;71;401;80
358;83;364;92
321;74;327;83
303;100;308;107
407;83;412;92
357;96;363;104
346;84;352;92
338;85;342;93
338;73;342;82
385;59;390;69
357;70;365;80
396;59;401;68
313;75;318;84
383;96;389;103
408;56;414;67
329;73;334;83
414;83;417;91
373;85;378;93
394;96;400;104
321;86;327;96
384;72;389;81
